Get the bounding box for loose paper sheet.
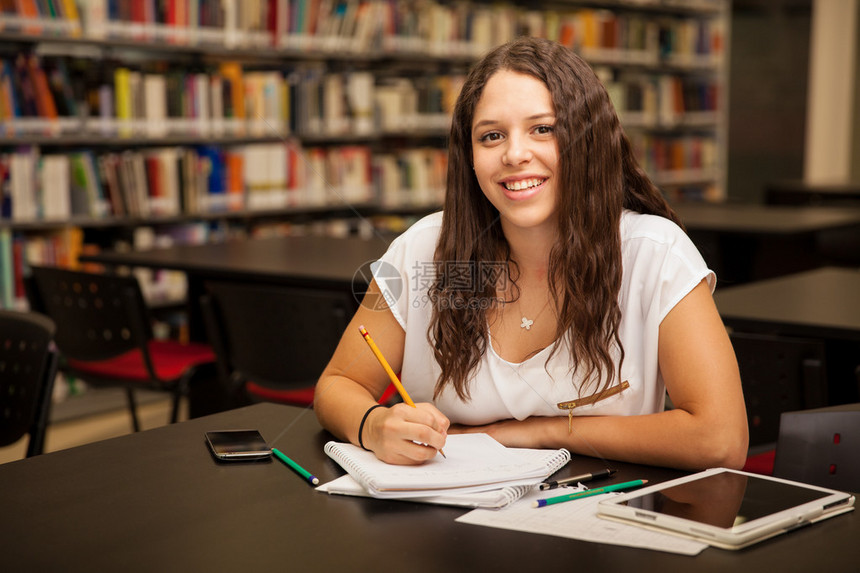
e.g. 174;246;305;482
456;487;708;556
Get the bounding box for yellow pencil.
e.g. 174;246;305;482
358;325;445;458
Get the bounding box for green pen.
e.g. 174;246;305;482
272;448;320;486
533;479;648;507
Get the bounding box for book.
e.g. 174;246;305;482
13;53;38;118
97;153;125;216
143;73;167;136
323;433;570;499
26;54;59;121
68;152;92;216
0;227;13;308
44;57;78;117
10;147;38;221
40;154;70;220
114;67;132;136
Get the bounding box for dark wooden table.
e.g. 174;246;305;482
714;267;860;405
0;402;856;572
81;233;392;289
673;203;860;287
81;233;392;335
714;267;860;342
766;180;860;208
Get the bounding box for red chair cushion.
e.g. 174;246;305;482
67;340;215;382
743;449;776;476
246;382;315;406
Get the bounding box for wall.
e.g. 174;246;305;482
727;0;812;203
804;0;859;184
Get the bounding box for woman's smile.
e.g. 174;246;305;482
500;176;549;201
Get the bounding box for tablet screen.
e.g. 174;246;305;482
621;471;831;530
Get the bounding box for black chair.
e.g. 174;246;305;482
0;309;59;457
26;266;215;432
200;281;359;407
773;403;860;492
731;331;828;448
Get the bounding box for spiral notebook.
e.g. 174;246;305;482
322;433;570;500
317;474;537;509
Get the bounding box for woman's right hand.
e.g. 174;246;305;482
362;402;450;465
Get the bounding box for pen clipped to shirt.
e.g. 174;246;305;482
540;468;616;490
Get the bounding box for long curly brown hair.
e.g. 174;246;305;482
428;37;682;401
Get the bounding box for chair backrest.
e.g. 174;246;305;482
730;331;828;447
27;266;153;362
773;403;860;492
0;309;58;457
201;281;356;394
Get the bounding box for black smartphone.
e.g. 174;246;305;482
205;429;272;461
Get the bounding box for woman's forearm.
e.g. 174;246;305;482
314;374;379;446
454;407;748;471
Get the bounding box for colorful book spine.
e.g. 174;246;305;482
114;66;132;136
0;227;13;309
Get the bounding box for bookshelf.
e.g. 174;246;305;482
0;0;730;309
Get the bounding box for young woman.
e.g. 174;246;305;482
314;37;748;471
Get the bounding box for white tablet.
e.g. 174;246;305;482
597;467;855;550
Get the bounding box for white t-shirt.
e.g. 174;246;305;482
372;211;714;425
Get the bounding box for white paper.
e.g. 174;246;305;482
456;488;708;556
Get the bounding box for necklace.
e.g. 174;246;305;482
516;297;552;332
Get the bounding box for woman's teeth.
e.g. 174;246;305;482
504;178;544;191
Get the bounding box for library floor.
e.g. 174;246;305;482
0;388;185;465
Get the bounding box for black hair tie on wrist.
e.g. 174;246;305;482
358;404;385;451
